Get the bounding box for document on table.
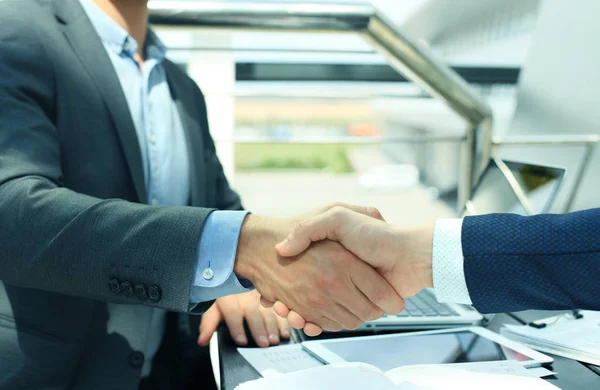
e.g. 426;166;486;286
238;344;323;377
235;361;559;390
502;310;600;366
238;344;554;378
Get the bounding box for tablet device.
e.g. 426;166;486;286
301;327;553;371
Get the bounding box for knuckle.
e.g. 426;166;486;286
346;318;362;330
372;286;394;306
327;202;344;210
367;206;383;219
329;205;347;218
368;307;384;321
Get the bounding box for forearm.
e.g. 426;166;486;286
0;176;212;312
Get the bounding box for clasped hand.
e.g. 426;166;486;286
263;205;434;336
230;204;407;337
200;204;433;344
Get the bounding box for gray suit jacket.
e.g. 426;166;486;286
0;0;242;388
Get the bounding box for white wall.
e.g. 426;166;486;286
500;0;600;212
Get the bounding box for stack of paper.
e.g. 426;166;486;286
501;311;600;366
235;361;558;390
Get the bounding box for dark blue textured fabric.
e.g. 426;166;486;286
462;209;600;313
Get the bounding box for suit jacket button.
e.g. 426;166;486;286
148;285;161;302
120;281;133;296
134;284;147;300
108;279;121;293
128;351;145;369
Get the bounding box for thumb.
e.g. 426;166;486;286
198;303;222;346
275;212;342;257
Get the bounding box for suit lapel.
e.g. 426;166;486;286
53;0;147;204
163;62;207;207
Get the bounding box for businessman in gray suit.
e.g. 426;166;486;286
0;0;404;388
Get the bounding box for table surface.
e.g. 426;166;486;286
217;311;600;389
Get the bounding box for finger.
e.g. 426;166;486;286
352;261;405;316
260;307;282;345
260;296;275;309
245;305;270;348
275;212;344;257
272;301;291;318
338;284;385;323
218;298;248;346
287;310;306;329
276;314;291;339
198;304;222;346
308;315;343;334
321;203;386;221
303;322;323;337
331;303;364;331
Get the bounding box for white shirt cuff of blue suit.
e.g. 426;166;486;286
190;210;254;304
432;218;473;305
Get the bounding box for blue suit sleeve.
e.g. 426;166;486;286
462;209;600;313
190;210;254;303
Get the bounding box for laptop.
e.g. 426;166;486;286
358;158;566;331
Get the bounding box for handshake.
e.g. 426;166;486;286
233;203;436;337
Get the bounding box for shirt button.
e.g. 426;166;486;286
149;134;156;144
151;199;158;206
202;268;214;281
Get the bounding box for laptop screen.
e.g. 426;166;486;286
466;159;565;216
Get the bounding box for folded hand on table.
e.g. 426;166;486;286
198;290;290;348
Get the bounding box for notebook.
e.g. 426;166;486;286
235;361;558;390
501;311;600;366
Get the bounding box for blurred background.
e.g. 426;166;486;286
152;0;599;226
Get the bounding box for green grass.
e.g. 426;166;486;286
235;143;354;173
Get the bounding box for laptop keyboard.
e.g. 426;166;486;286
383;290;459;318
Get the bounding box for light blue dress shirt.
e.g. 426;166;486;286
79;0;251;305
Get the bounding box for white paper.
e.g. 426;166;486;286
235;362;559;390
388;365;559;390
386;360;540;379
235;363;395;390
237;344;323;377
502;311;600;366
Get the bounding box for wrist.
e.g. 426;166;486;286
396;223;434;290
233;215;293;291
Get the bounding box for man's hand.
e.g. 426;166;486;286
198;290;290;347
272;207;434;334
233;204;405;335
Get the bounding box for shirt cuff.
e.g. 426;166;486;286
190;210;254;303
432;218;472;305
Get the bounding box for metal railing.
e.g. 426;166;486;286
148;1;494;212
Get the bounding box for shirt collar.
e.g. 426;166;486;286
79;0;166;62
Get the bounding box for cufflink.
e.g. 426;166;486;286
202;268;214;281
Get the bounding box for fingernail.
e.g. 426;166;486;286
281;330;290;338
269;333;279;343
258;335;269;346
236;335;247;344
